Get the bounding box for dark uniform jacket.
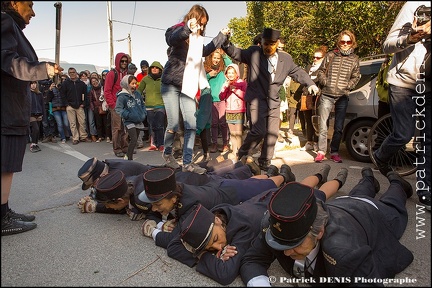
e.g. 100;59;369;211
221;43;315;109
240;197;414;287
1;12;53;136
167;189;275;286
154;182;240;249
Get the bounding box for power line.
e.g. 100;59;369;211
34;19;214;52
112;20;166;32
35;41;109;51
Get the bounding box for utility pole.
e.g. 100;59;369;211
128;33;132;59
54;2;62;84
107;1;114;68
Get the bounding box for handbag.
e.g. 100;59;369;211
300;94;314;111
98;105;107;115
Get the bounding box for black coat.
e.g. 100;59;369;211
1;12;53;135
161;23;228;88
60;78;88;109
222;44;315;109
167;189;275;286
154;181;239;249
240;196;414;287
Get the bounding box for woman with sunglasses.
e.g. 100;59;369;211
314;30;361;164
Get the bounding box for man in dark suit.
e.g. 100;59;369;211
240;168;414;286
222;28;319;170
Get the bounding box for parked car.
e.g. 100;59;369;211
324;55;385;163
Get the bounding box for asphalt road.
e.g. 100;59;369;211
1;136;430;287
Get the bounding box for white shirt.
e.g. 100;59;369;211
267;54;278;82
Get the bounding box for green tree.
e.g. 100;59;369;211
228;1;405;67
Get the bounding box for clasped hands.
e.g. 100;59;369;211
141;219;177;238
216;244;237;261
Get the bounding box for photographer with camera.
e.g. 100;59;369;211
47;76;72;144
373;1;431;210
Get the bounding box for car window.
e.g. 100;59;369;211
353;61;383;91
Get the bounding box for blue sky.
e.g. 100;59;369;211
24;1;247;71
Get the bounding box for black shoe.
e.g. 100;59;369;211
387;172;413;198
279;164;296;183
334;168;348;188
1;216;37;236
418;194;431;211
5;208;35;222
373;152;393;176
316;164;331;188
258;159;271;171
361;167;380;194
266;165;279;178
115;152;125;157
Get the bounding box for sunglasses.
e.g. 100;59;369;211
313;56;323;60
339;40;352;45
120;60;128;63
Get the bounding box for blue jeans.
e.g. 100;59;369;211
85;107;97;137
375;85;431;197
147;108;166;148
53;110;71;140
374;85;417;163
161;84;197;165
317;95;348;154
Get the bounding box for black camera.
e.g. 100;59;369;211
415;5;431;26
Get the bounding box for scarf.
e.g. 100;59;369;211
181;31;210;98
4;10;26;30
340;47;354;56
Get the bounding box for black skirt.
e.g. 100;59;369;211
1;135;27;173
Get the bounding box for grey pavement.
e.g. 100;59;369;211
1;136;430;287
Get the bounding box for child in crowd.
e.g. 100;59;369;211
115;75;147;160
219;63;247;159
29;81;44;152
137;61;166;152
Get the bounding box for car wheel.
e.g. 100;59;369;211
345;119;376;163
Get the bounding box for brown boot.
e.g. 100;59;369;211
91;135;97;142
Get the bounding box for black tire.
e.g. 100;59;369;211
367;114;417;176
345;119;376;163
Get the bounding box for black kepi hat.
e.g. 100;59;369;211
138;167;176;203
262;28;281;42
180;204;215;257
93;170;128;202
78;157;107;190
265;182;317;250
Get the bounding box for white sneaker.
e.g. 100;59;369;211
163;153;180;169
300;142;314;151
182;163;207;174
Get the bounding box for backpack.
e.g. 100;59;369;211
376;55;392;103
111;68;118;88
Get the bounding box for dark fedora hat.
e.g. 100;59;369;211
262;28;281;42
265;182;317;250
180;204;215;257
78;157;107;190
138;167;176;203
93;170;128;203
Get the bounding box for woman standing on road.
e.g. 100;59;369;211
1;1;63;236
160;4;231;174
